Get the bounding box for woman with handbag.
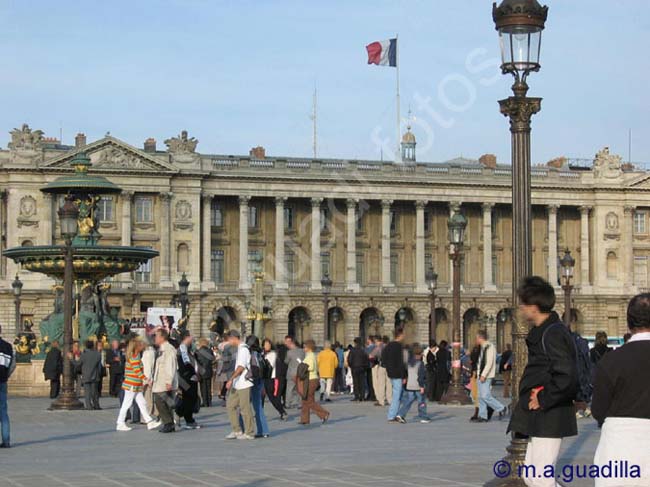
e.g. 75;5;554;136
262;338;287;421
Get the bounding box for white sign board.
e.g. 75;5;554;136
146;307;182;335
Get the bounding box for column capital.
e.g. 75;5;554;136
201;192;214;203
579;205;593;215
381;199;393;210
415;200;427;210
547;204;559;214
481;202;495;212
42;192;53;201
238;195;251;206
311;197;323;207
275;196;287;206
160;191;173;202
346;198;358;209
121;190;134;201
624;205;636;215
449;201;462;213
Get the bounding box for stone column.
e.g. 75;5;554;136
346;199;359;292
310;198;323;291
482;202;496;292
415;200;428;293
0;190;5;279
159;192;173;288
579;206;592;292
381;199;393;288
448;202;461;292
547;204;559;286
41;193;52;245
624;205;635;290
121;191;133;246
275;196;288;290
239;196;251;290
201;193;214;290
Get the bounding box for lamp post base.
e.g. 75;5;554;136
439;382;472;405
485;436;530;486
49;391;84;411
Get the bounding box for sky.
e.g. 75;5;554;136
1;0;649;165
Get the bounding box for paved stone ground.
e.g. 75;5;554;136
2;386;600;487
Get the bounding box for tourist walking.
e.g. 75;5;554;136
396;345;431;424
225;330;255;440
370;337;388;406
78;340;103;410
196;338;214;408
177;331;200;429
424;340;438;402
152;328;179;434
468;343;481;421
0;325;16;448
116;337;160;432
284;336;304;409
299;340;330;425
262;339;287;420
383;328;407;422
43;340;63;399
499;343;512;398
507;277;578;487
317;341;338;402
106;339;125;397
592;293;650;487
347;338;369;402
141;338;157;417
334;342;345;394
473;330;505;423
434;341;450;401
247;336;270;438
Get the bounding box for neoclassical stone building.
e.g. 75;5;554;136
1;124;647;350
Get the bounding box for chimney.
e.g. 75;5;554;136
144;138;157;153
478;153;497;169
249;146;266;159
75;133;86;148
546;156;566;169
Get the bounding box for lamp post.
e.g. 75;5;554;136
243;298;252;336
490;1;548;484
321;273;332;341
11;274;23;332
178;273;190;318
50;196;84;410
440;212;471;405
560;249;575;328
426;267;438;343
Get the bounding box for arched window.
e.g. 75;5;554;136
21;240;34;247
607;251;618;279
177;243;189;272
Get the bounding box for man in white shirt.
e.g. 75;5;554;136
473;329;505;423
225;330;255;440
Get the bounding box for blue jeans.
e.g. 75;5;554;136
387;378;403;420
397;390;429;420
251;379;269;436
0;382;9;444
478;378;504;419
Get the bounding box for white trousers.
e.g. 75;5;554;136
523;437;563;487
117;389;154;426
319;378;333;399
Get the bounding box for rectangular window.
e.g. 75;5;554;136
634;211;646;234
492;254;498;285
320;207;329;231
425;253;433;274
634;256;648;287
248;206;259;228
248;250;263;279
211;201;223;227
211;249;224;284
356;252;364;285
424;210;431;234
97;196;114;222
390;209;397;234
390;253;399;285
356;212;364;232
491;210;498;239
321;251;331;278
134;196;153;223
285;250;295;285
134;248;153;283
284;206;294;230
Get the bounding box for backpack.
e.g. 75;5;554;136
249;350;271;380
296;361;310;381
541;322;593;402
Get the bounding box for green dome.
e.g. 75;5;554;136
41;152;121;195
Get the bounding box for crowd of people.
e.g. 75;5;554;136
0;275;649;486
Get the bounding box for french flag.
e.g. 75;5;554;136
366;38;397;67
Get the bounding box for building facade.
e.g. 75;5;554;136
1;124;648;350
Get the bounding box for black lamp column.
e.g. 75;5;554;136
426;268;438;343
560;250;576;328
11;274;23;333
321;273;332;341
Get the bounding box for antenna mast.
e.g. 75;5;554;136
311;86;318;158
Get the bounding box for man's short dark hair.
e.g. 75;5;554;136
627;293;650;330
227;329;241;339
284;335;294;343
156;328;169;340
85;340;94;350
477;330;488;341
517;276;555;313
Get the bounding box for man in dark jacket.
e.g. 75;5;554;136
43;340;63;399
106;339;125;397
508;276;578;487
78;340;103;410
0;324;16;448
347;338;369;402
382;327;407;422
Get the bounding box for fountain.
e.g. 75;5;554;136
3;152;159;349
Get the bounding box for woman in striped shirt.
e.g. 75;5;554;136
116;337;161;432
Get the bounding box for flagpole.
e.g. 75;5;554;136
395;34;401;163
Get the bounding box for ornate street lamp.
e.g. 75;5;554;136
243;298;252;336
50;196;84;410
426;267;438;342
321;273;333;341
440;212;471;405
11;274;23;332
178;273;190;318
560;249;575;328
491;1;548;483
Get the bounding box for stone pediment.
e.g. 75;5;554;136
42;137;177;172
